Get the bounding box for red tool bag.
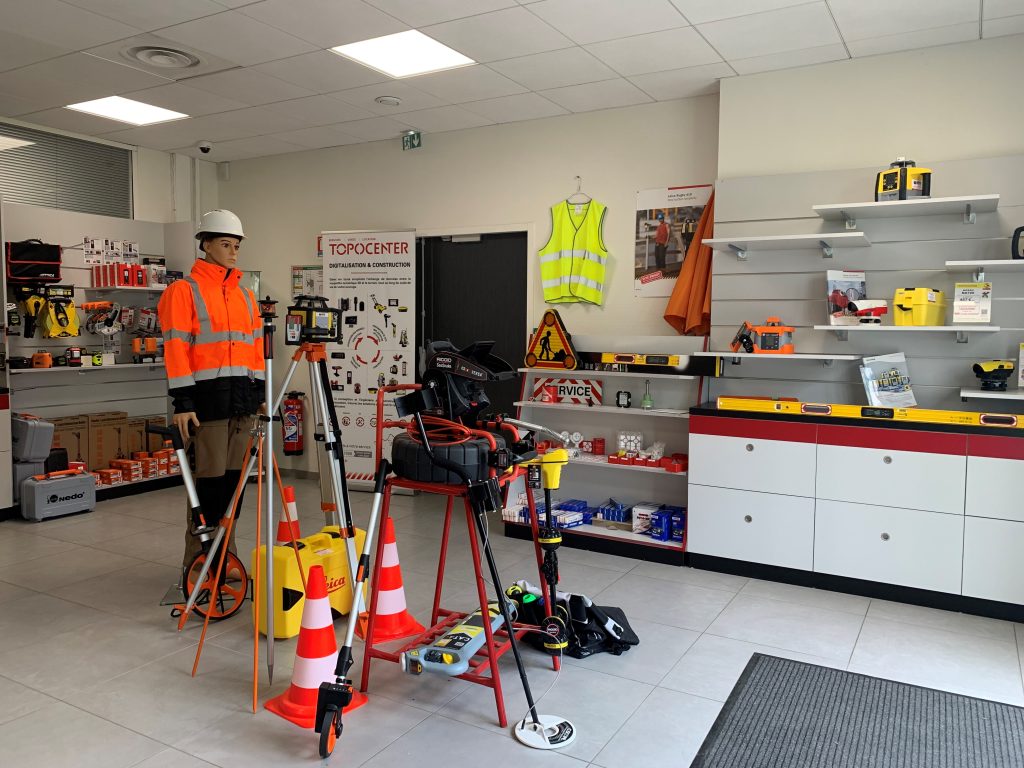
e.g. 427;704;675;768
5;239;62;283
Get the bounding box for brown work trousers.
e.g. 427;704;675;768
182;415;255;571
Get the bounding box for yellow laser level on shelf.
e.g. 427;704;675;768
875;157;932;201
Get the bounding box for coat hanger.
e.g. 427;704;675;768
566;175;591;204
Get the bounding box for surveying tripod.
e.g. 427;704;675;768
174;296;362;695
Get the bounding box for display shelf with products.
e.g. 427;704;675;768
517;367;695;382
513;400;690;419
10;363;165;374
504;519;683;553
567;455;688;477
813;194;1000;227
702;232;869;260
945;260;1024;277
960;388;1024;402
813;324;1000;342
82;285;167;294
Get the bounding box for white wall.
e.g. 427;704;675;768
219;95;719;339
718;35;1024;179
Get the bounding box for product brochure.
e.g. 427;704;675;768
860;352;917;408
953;282;993;323
826;270;867;325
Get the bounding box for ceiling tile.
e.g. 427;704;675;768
254;51;388;94
329;115;414;140
176;135;307;161
363;0;517;26
121;83;249;116
983;13;1024;35
729;42;849;75
828;0;980;42
0;30;71;74
19;107;137;136
0;54;171;107
263;94;375;125
697;3;841;60
540;77;652;113
847;22;979;57
267;126;363;148
489;47;617;90
400;105;495;132
423;7;573;62
86;34;237;81
527;0;688;45
156;10;317;67
3;0;141;49
461;91;568;122
628;62;734;100
183;68;316;106
103;113;256;150
984;0;1024;19
238;0;407;48
669;0;819;24
330;82;448;114
0;91;54;117
210;105;309;134
410;66;527;103
62;0;225;30
585;26;721;76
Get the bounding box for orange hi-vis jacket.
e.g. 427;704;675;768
158;258;265;421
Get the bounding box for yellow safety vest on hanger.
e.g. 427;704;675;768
539;200;608;306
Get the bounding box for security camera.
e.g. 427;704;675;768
197;141;213;154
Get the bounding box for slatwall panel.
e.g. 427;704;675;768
709;154;1024;413
0;122;131;219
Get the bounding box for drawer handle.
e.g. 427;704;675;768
745;444;754;452
880;532;890;541
744;515;753;523
883;456;892;464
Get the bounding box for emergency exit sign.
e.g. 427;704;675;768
402;131;422;151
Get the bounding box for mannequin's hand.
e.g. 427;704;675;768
173;411;200;437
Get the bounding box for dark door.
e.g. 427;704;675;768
418;232;527;416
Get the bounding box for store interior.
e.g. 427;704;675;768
1;3;1024;767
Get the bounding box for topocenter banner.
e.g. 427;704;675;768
321;230;416;483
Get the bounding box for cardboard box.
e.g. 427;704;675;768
126;417;148;456
51;415;90;467
144;414;169;452
88;411;128;471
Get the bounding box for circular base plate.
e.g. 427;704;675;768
513;714;577;750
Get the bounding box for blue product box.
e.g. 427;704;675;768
649;509;672;541
670;508;686;541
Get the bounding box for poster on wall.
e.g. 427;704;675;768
634;184;712;298
291;264;324;300
321;230;416;483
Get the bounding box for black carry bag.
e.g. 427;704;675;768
5;239;62;284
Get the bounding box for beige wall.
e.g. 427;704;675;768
718;35;1024;179
219;95;720;340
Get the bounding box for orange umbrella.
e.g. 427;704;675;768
664;191;715;336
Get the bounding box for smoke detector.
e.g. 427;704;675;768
126;46;200;70
374;95;402;107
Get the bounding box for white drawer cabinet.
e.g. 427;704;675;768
816;444;966;515
689;433;816;498
688;484;814;570
963;516;1024;604
966;456;1024;521
814;499;963;594
0;408;9;454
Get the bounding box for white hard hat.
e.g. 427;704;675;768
195;209;245;240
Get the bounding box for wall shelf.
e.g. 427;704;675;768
567;455;688;477
83;285;166;294
813;325;1000;343
693;351;859;367
504;519;683;552
518;367;695;381
960;388;1024;402
514;400;690;419
945;260;1024;279
702;231;869;260
10;363;165;374
813;194;1000;228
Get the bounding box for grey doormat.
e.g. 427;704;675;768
691;653;1024;768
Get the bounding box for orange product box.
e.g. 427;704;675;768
140;458;159;478
131;451;150;460
97;468;123;485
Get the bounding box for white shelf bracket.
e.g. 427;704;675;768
963;203;976;225
729;244;747;261
974;268;986;282
841;211;857;230
833;329;849;342
819;240;834;259
729;356;742;365
822;359;834;367
956;330;969;344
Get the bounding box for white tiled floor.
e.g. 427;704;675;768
1;479;1022;767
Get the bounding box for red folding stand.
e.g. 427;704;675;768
359;386;558;728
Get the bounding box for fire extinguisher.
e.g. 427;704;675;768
282;391;304;455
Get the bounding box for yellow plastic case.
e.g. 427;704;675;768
893;288;946;326
252;525;367;639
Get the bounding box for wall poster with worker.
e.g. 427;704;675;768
321;229;416;484
634;184;712;298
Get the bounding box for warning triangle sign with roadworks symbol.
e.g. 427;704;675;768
524;309;578;371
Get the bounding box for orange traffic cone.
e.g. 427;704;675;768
276;485;301;545
265;565;366;726
356;517;425;643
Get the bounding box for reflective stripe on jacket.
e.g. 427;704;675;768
539;200;608;306
158;259;265;420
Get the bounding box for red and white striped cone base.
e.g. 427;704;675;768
275;486;301;545
265;565;366;727
356;517;425;643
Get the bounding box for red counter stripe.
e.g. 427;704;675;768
0;394;8;410
818;425;966;455
968;435;1024;461
690;415;817;443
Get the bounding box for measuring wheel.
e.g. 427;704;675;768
184;550;247;621
318;706;342;759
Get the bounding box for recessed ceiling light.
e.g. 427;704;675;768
126;46;200;70
65;96;188;126
374;95;402;107
0;136;34;152
332;30;474;79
